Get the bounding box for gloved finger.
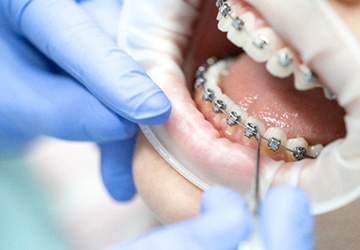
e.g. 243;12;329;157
1;0;171;124
106;186;251;250
259;185;314;250
99;137;137;201
0;60;137;142
77;0;121;40
0;20;138;143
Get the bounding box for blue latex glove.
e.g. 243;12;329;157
0;0;171;200
260;185;314;250
106;185;314;250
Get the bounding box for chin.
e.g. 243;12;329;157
133;132;202;224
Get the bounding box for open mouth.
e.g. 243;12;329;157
192;0;346;162
120;0;360;214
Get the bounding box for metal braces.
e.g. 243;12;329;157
195;57;318;161
215;0;337;99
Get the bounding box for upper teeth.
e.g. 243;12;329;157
216;0;337;100
266;48;294;78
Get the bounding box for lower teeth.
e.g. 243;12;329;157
195;57;323;162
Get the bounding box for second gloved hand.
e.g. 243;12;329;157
0;0;171;200
106;185;314;250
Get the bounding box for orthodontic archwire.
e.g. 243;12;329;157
215;0;337;100
195;57;318;161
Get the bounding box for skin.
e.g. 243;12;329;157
132;1;360;248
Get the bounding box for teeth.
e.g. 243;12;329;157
217;2;334;105
323;87;337;100
203;88;215;102
266;47;295;78
218;2;232;17
207;64;223;79
205;59;231;87
212;86;223;98
221;95;235;113
232;105;249;121
286;137;309;161
226;11;256;47
227;104;248;126
264;127;287;151
294;65;320;91
217;12;233;32
198;54;327;161
245;116;265;135
308;144;324;158
209;79;220;91
243;27;278;63
213;94;230;112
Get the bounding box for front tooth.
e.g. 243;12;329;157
264;127;287;151
227;11;256;48
245;116;265;135
286;137;309;161
243;27;278;63
308;144;323;158
266;47;295;78
294;65;320;91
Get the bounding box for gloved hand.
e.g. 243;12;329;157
106;185;314;250
0;0;171;201
259;185;314;250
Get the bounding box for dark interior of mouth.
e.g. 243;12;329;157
182;3;346;162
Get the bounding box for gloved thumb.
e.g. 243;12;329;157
260;185;314;250
106;186;251;250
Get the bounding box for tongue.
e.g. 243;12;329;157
221;54;346;145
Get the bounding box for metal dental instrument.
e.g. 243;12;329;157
237;131;264;250
243;122;262;214
252;131;261;214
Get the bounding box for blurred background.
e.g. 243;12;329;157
0;138;160;250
